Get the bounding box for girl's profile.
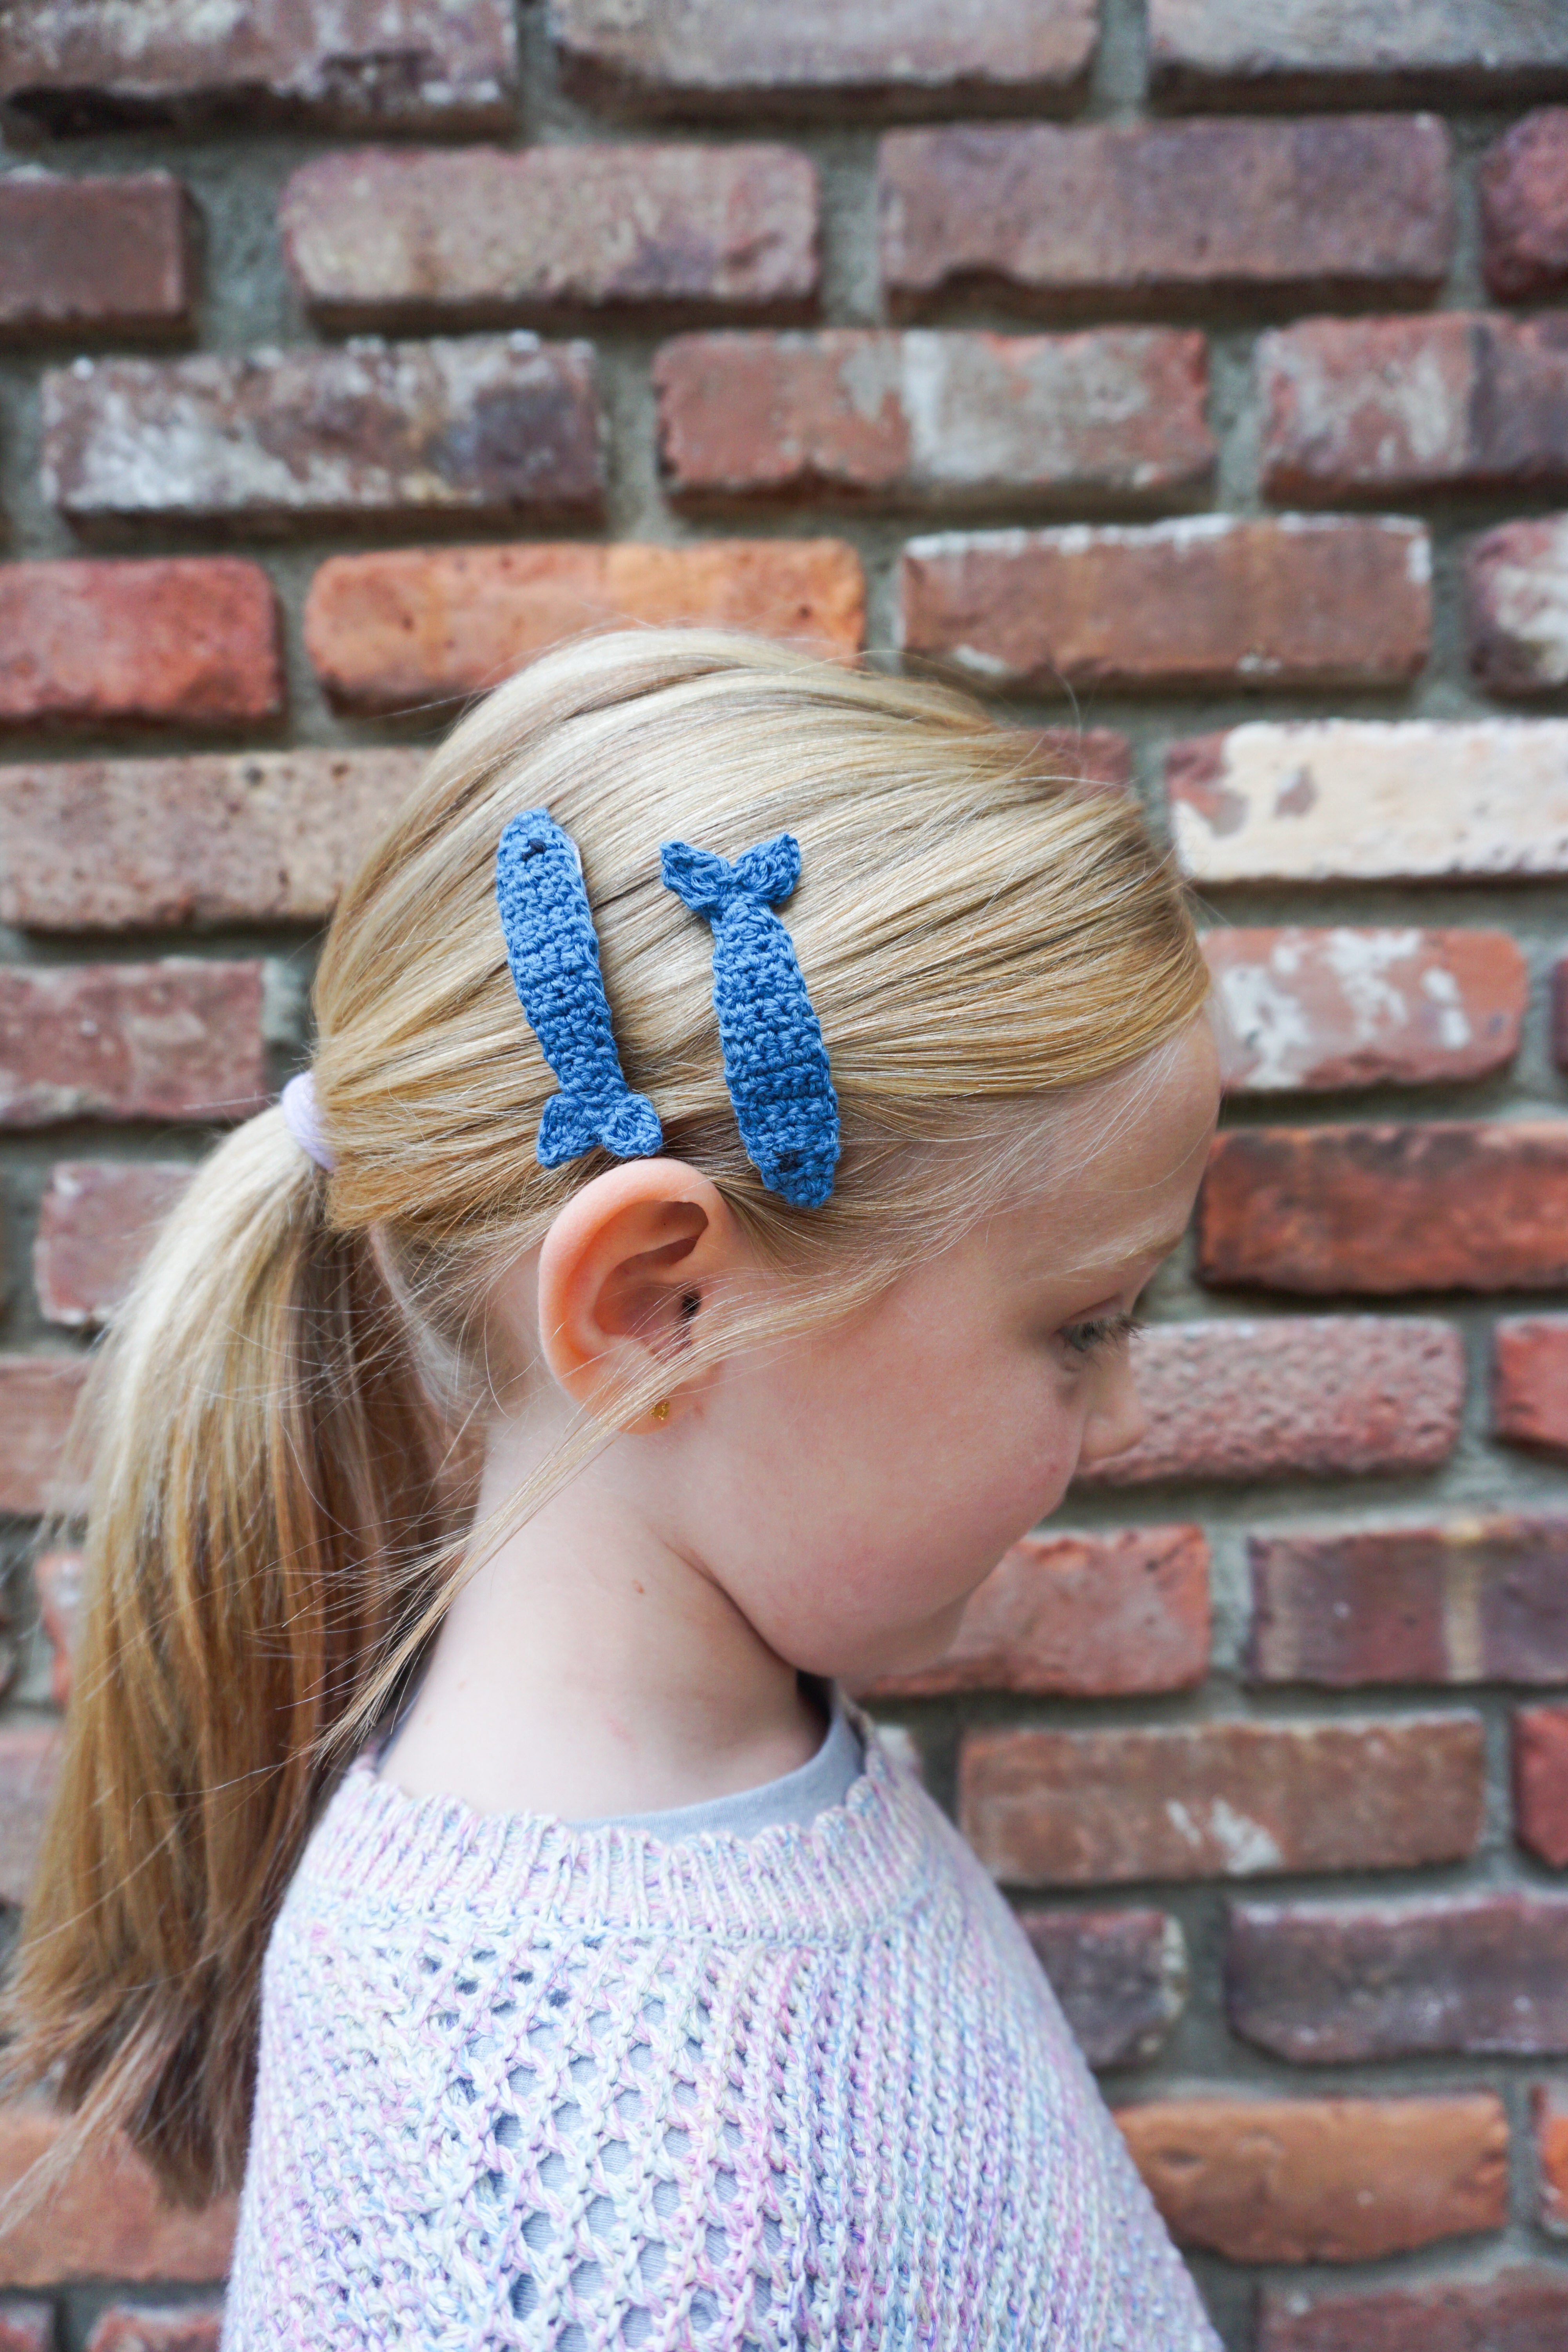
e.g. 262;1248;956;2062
1;630;1223;2347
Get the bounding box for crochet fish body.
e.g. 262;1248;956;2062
660;834;840;1208
495;811;663;1168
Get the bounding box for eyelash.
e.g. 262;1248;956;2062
1058;1310;1145;1361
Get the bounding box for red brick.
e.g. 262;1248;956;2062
1115;2094;1507;2264
654;328;1212;505
1258;2271;1568;2352
33;1549;82;1711
1515;1705;1568;1867
0;750;425;933
1020;1908;1185;2068
0;1726;60;1907
281;145;818;332
1198;1123;1568;1294
86;2310;223;2352
1494;1317;1568;1459
0;0;515;138
1259;314;1568;501
1148;0;1568;109
1249;1516;1568;1687
1482;111;1568;301
855;1525;1208;1699
0;963;265;1128
900;516;1428;695
1227;1891;1568;2062
0;2102;232;2285
0;559;281;731
878;118;1452;318
1017;728;1131;791
1075;1317;1464;1487
1465;515;1568;695
35;1162;192;1329
0;172;193;340
42;338;603;530
1167;720;1568;886
303;540;865;715
958;1714;1484;1887
1534;2084;1568;2233
0;1358;87;1515
0;2306;47;2352
1205;927;1525;1092
1556;958;1568;1069
549;0;1098;116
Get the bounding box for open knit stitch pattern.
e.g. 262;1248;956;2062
221;1720;1218;2350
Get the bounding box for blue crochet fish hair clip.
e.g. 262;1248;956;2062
495;810;663;1170
661;833;840;1209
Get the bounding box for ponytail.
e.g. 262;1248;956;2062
0;1107;456;2208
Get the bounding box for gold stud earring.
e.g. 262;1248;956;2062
651;1399;671;1424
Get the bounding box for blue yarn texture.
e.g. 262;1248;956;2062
495;811;663;1169
661;834;840;1208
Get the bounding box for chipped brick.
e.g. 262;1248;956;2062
1465;514;1568;694
1021;1909;1186;2068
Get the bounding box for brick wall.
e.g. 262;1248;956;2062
1;0;1567;2343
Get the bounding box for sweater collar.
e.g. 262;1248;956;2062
292;1703;936;1942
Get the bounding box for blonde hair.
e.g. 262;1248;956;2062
0;630;1207;2212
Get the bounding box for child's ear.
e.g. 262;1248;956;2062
535;1160;738;1425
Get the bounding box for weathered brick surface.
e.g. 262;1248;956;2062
1556;957;1568;1070
303;541;865;714
1021;1909;1186;2069
654;328;1213;505
1465;515;1568;695
35;1162;192;1329
855;1526;1209;1699
280;146;819;332
1481;110;1568;301
1514;1706;1568;1869
1204;926;1526;1092
1167;720;1568;885
0;1358;87;1516
1114;2094;1508;2264
548;0;1099;116
899;517;1429;695
1493;1317;1568;1459
0;750;425;932
1259;315;1568;501
1227;1891;1568;2062
1249;1516;1568;1688
0;2105;234;2285
0;2303;47;2352
1199;1123;1568;1294
1258;2271;1568;2351
42;338;603;530
1534;2084;1568;2234
33;1548;82;1711
0;172;194;341
958;1715;1484;1887
0;1725;59;1907
0;0;515;139
0;559;282;731
879;118;1452;317
1147;0;1568;109
0;964;266;1128
1075;1317;1464;1486
85;2312;223;2352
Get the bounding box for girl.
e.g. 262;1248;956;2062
3;632;1222;2349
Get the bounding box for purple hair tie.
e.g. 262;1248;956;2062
280;1071;333;1172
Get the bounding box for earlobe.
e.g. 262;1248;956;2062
535;1160;736;1423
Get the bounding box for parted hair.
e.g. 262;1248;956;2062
0;630;1208;2215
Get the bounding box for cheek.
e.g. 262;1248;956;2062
693;1305;1087;1671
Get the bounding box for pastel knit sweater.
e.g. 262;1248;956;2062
222;1717;1219;2350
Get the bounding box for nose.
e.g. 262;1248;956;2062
1076;1353;1149;1470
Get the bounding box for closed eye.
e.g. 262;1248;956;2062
1058;1310;1145;1361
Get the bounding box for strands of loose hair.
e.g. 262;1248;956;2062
0;628;1208;2223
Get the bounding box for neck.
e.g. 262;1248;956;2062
375;1405;824;1821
